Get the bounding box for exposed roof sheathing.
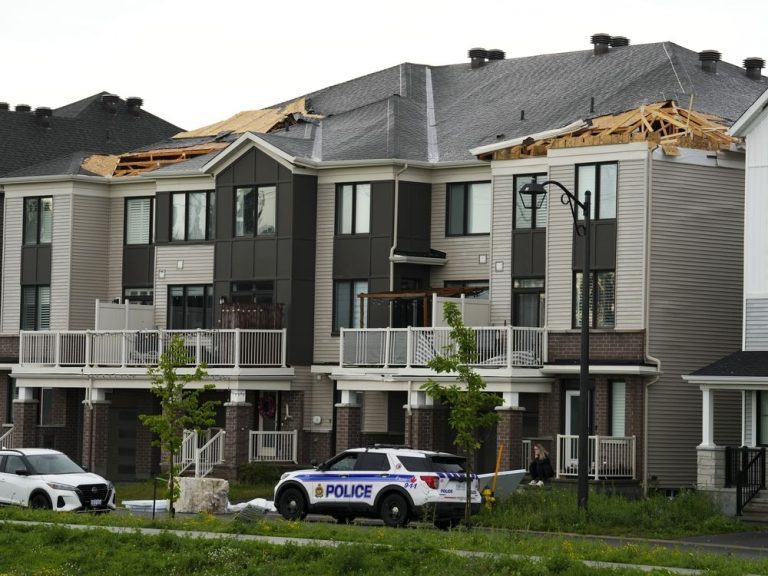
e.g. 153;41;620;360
110;142;229;177
173;97;321;138
479;100;739;160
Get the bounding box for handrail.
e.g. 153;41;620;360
174;430;197;475
0;426;14;448
249;430;298;463
727;446;766;515
197;429;226;478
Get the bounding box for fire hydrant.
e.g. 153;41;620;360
482;487;495;510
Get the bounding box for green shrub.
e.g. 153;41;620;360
237;462;283;485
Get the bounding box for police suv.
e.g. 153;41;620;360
274;446;481;528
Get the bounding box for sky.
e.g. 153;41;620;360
3;0;768;131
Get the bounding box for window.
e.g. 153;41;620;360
172;191;215;241
123;288;153;305
125;197;153;245
231;281;273;305
447;182;490;235
336;183;370;234
759;392;768;446
235;186;275;237
328;452;358;471
576;163;617;220
21;286;50;330
334;280;368;332
23;197;53;245
513;278;545;327
574;271;615;328
168;285;213;329
514;174;548;229
610;381;626;436
5;379;16;424
40;388;54;426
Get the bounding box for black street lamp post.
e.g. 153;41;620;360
519;180;591;511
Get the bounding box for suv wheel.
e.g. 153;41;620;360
379;493;409;527
30;492;52;510
277;487;307;521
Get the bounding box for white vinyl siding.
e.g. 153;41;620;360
2;198;23;333
745;298;768;350
615;158;646;329
744;109;768;298
313;181;337;363
108;197;125;301
50;195;72;330
69;195;110;329
362;391;388;433
154;245;214;328
544;163;576;330
490;174;513;325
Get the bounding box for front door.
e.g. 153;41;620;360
564;390;581;473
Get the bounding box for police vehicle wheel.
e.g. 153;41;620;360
332;515;356;524
278;487;307;520
379;493;409;527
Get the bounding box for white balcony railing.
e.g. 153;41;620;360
555;434;636;480
249;430;298;463
0;426;15;449
340;326;545;368
19;329;287;369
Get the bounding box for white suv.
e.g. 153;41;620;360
274;446;481;528
0;448;116;512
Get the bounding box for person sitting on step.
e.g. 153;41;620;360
528;443;554;486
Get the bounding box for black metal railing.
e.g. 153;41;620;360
725;446;766;515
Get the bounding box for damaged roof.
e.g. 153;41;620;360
74;39;768;177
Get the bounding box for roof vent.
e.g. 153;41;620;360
743;57;765;80
101;94;119;113
126;96;143;116
698;50;721;73
468;47;488;69
487;49;505;61
35;107;52;127
591;33;611;55
610;36;629;47
15;104;31;113
0;103;9;111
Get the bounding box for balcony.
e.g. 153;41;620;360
339;326;546;369
18;329;287;369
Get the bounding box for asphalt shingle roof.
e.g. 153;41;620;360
0;92;182;177
691;351;768;378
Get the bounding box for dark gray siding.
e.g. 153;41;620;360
648;158;744;488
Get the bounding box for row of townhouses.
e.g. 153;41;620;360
1;35;766;503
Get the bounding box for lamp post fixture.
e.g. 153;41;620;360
519;179;591;511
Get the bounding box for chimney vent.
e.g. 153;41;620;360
487;49;505;61
610;36;629;47
698;50;721;73
126;96;143;116
468;47;488;69
35;107;52;127
591;33;611;55
0;103;9;111
15;104;31;113
101;94;119;113
744;57;765;80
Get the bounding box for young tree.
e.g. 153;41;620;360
422;302;502;526
139;335;219;516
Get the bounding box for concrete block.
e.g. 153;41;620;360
176;477;230;514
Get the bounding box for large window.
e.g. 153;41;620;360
235;186;275;237
514;174;548;229
231;281;274;305
447;182;491;235
168;285;213;329
23;197;53;245
21;286;50;331
574;271;615;328
333;280;368;332
576;163;617;220
513;278;545;327
125;197;153;245
172;191;215;241
336;183;370;235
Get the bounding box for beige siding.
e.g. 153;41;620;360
362;391;388;432
108;197;124;301
69;195;110;329
313;181;337;363
490;174;513;324
2;198;22;333
615;158;647;329
154;245;214;327
50;195;72;330
305;373;334;432
545;164;576;330
647;158;745;487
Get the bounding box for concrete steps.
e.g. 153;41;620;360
740;491;768;523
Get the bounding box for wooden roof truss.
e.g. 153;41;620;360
489;100;739;160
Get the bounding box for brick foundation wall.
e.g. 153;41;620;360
82;401;110;477
548;330;645;363
496;408;525;470
0;336;19;362
304;431;332;463
224;402;255;478
12;401;39;448
335;405;361;453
